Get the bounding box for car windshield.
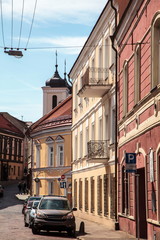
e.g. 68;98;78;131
33;201;39;207
28;201;33;207
39;199;70;210
29;197;41;201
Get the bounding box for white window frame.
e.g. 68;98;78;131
57;143;64;166
48;145;54;166
48;181;54;195
36;145;40;168
151;13;160;88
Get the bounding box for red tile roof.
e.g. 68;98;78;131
0;113;24;136
30;96;72;134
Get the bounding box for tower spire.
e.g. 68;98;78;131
64;59;66;80
55;50;58;72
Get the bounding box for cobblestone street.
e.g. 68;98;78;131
0;182;77;240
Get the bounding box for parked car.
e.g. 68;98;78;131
0;185;4;197
31;195;77;236
24;200;40;227
22;196;42;214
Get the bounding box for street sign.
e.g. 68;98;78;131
60;181;66;188
125;153;136;173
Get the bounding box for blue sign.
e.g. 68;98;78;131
125;153;136;173
60;182;66;189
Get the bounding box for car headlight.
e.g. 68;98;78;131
36;212;47;219
62;212;74;220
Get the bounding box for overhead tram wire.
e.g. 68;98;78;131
25;0;38;50
17;0;25;50
0;0;5;47
11;0;13;49
0;41;150;52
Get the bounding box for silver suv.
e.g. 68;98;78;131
32;196;77;237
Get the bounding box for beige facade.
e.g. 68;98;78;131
69;2;116;228
30;95;72;202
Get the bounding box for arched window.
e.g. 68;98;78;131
151;12;160;88
52;95;57;109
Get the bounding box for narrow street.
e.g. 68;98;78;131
0;182;77;240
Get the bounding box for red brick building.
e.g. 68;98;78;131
114;0;160;239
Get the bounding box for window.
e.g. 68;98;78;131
80;131;83;158
151;13;160;88
85;127;89;156
92;123;95;141
57;144;64;166
134;44;141;104
75;84;78;109
74;135;77;161
105;38;109;70
18;166;20;176
14;166;16;175
99;118;102;140
48;181;54;195
46;137;54;166
123;61;128;116
111;109;115;144
99;47;103;80
52;95;57;109
36;145;40;168
48;146;54;166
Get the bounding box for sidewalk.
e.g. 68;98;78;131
75;217;135;240
16;194;135;239
15;193;30;201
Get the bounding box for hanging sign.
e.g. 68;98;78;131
125;153;136;173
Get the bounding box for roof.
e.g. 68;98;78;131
45;63;72;94
29;95;72;134
0;112;27;137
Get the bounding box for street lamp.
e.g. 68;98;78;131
4;49;23;58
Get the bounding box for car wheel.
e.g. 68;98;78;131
67;227;76;238
32;226;40;235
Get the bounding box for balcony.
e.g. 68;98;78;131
87;140;109;163
78;67;112;98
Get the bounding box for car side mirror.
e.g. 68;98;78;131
72;207;77;211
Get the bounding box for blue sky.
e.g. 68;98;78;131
0;0;107;122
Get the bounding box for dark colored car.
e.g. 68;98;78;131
31;196;77;236
0;185;4;197
22;196;42;214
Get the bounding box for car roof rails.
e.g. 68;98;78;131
42;195;67;198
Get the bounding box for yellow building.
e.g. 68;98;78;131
29;96;72;200
69;1;116;228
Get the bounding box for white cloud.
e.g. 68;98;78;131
2;0;107;25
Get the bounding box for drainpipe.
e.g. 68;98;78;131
110;0;119;230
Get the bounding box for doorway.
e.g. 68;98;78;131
136;168;147;239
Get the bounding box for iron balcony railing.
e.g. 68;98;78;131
82;67;109;86
87;140;109;159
